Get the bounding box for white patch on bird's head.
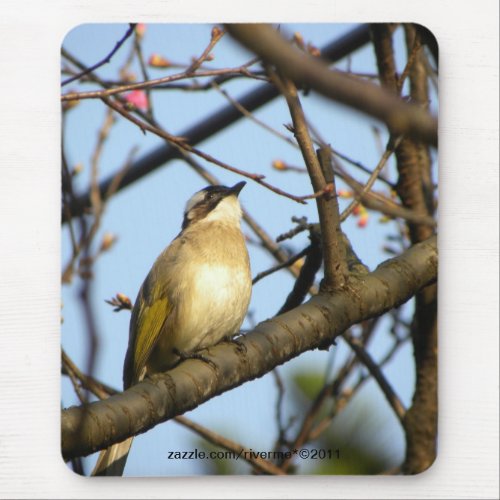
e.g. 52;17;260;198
184;190;206;215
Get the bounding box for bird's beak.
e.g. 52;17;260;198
229;181;246;197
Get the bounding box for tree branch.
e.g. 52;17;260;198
226;24;437;146
342;331;406;424
371;23;438;474
62;236;437;460
277;74;347;290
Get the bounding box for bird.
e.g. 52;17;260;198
92;181;252;476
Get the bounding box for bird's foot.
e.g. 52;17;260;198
173;347;217;370
222;332;247;354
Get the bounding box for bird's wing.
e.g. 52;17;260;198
124;248;176;388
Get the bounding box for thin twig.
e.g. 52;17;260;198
61;109;123;284
271;368;288;450
276;216;312;242
62;67;266;102
310;342;400;441
101;96;317;205
340;134;403;222
397;31;422;93
334;162;436;228
62;353;88;404
342;331;406;424
62;349;116;400
253;245;311;285
213;83;297;147
331;145;396;189
61;24;136;87
186;27;225;74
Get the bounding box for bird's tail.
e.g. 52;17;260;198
91;437;134;476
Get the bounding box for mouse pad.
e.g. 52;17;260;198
60;22;438;476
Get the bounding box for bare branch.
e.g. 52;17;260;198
101;96;312;205
342;331;406;423
185;26;225;74
276;231;322;315
277;74;347;290
252;246;311;285
340;134;403;222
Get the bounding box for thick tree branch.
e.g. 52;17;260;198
371;23;435;243
62;350;283;475
371;23;438;474
62;236;437;460
226;24;437;146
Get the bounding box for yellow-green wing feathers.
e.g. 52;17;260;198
131;295;171;383
123;255;174;388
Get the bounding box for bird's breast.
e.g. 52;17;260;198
170;259;251;353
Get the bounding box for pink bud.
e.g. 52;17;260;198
135;23;146;38
124;90;148;111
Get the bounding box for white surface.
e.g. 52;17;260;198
0;0;498;498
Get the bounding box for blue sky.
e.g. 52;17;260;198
61;23;437;475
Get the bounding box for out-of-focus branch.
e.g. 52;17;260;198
226;24;437;146
342;331;406;423
279;316;377;471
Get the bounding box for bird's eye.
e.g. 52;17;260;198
206;192;216;201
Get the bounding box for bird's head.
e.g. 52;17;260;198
182;181;246;229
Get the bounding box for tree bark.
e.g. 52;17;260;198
371;23;438;474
